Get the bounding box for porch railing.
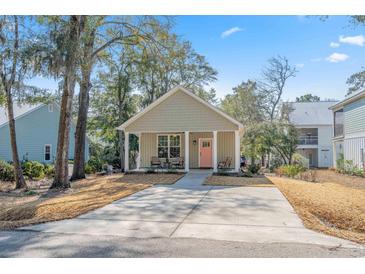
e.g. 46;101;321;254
298;135;318;145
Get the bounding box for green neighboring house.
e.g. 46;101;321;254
0;103;89;163
330;90;365;169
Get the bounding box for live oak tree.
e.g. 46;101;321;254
243;122;298;166
0;16;27;189
71;16;173;180
221;80;264;126
138;32;218;107
0;16;44;189
88;45;141;170
296;93;321;102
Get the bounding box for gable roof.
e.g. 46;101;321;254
118;86;244;131
329;89;365;111
0;103;44;128
289;101;337;126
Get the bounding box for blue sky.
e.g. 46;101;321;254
173;16;365;101
31;16;365;102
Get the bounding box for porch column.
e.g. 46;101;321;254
124;131;129;172
136;132;141;170
213;131;218;172
184;131;189;172
234;130;240;172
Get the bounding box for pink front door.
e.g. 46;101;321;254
199;139;212;168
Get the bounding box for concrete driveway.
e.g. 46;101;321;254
17;170;361;249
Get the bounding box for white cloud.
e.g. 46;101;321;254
310;58;321;62
221;27;243;38
330;42;340;48
339;35;365;46
326;52;349;63
295;63;305;68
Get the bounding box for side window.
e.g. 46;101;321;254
44;145;51;161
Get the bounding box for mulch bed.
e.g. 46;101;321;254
268;175;365;244
119;173;185;185
204;175;274;187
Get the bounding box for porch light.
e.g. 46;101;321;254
193;139;197;145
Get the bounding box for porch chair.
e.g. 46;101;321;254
217;157;232;169
151;156;162;168
169;157;184;169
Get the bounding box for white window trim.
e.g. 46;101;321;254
156;134;182;159
44;144;52;162
48;104;53;112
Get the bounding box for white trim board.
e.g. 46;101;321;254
117;86;244;131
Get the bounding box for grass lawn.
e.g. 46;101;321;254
204;175;274;187
268;170;365;244
0;172;183;230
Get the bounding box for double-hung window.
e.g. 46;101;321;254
44;144;51;161
157;134;181;159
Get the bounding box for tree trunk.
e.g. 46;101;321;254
71;68;91;181
6;91;26;189
52;16;82;189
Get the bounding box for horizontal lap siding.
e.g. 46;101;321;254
140;132;185;168
0;104;88;163
139;132;236;169
344;137;365;168
344;98;365;135
218;132;235;168
125;90;238;132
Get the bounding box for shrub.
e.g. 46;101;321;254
336;154;365;177
84;164;94;174
292;153;309;169
247;164;260;174
0;160;15;181
22;161;45;180
43;164;55;177
297;169;317;182
24;190;37;196
87;156;103;173
275;164;305;178
336;153;345;173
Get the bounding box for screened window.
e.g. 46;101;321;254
334;109;344;137
157;135;181;159
44;145;51;161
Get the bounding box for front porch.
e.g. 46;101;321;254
124;131;241;173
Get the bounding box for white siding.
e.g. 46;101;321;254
344;137;365;168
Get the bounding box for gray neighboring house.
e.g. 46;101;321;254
0;102;89;163
330;90;365;169
289;101;337;168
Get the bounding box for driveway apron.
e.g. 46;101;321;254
18;170;362;248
